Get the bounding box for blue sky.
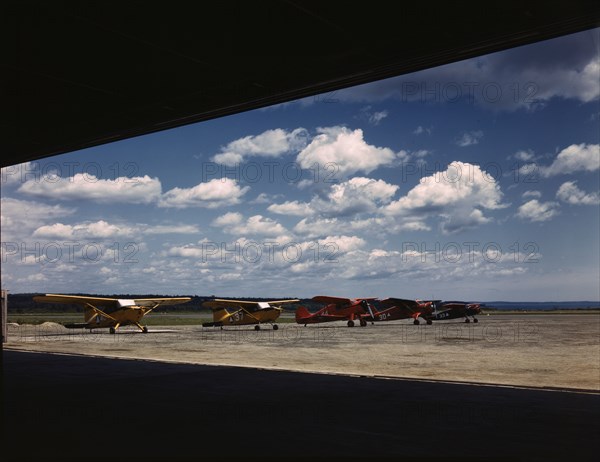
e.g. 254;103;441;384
2;28;599;301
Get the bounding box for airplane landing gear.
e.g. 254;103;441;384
426;319;432;325
142;326;148;333
473;318;478;323
254;325;261;331
464;318;471;323
273;324;279;330
109;327;116;334
413;319;420;325
359;319;367;327
347;320;355;327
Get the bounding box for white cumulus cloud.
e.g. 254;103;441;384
212;212;244;227
142;224;201;235
456;130;483;147
516;199;560;222
522;190;542;199
539;143;600;177
18;173;162;204
32;220;135;240
269;177;399;219
213;214;287;237
357;107;389;126
384;161;506;233
296;126;404;177
413;126;432;135
313;177;399;217
0;197;76;240
267;201;313;216
159;178;249;208
556;181;600;205
513;150;536;162
211;128;309;166
317;235;366;254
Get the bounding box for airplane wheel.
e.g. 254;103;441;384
413;319;420;325
273;324;279;330
254;325;260;331
347;320;355;327
142;326;148;333
109;327;116;334
473;318;478;323
465;319;471;323
426;319;432;325
360;319;367;327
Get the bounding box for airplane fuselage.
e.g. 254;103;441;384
65;306;149;329
428;304;481;321
297;299;373;324
364;303;433;322
224;308;281;326
203;306;282;327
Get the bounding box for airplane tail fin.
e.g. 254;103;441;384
468;303;482;314
295;306;311;322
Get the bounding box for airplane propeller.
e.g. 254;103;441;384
361;299;376;320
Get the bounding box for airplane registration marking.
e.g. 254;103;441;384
229;311;244;323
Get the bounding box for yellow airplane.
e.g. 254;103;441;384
202;298;299;330
33;294;192;334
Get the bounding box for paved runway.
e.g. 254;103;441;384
3;350;599;461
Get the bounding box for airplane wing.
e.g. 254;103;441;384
378;298;421;309
34;294;191;309
203;299;298;310
33;294;120;308
312;296;377;304
203;299;253;310
133;298;191;307
265;299;300;306
442;301;476;307
312;295;353;305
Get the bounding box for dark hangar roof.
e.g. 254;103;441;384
2;1;599;168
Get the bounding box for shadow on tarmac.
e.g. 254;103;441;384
3;350;598;462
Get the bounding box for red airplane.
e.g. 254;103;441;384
362;298;434;325
295;296;377;327
424;300;482;323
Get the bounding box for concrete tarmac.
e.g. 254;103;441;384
5;314;600;390
3;350;599;462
